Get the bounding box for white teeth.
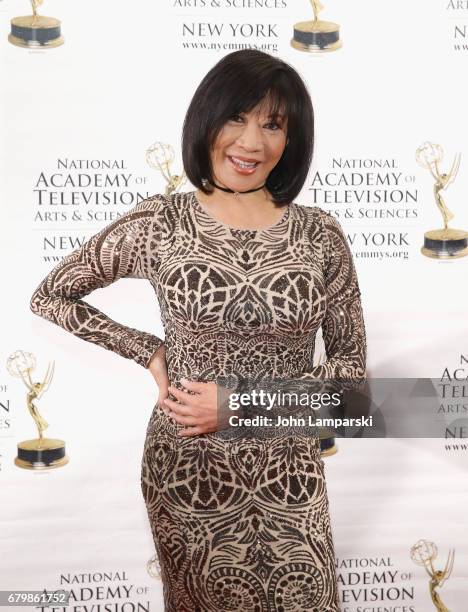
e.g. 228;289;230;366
230;156;258;169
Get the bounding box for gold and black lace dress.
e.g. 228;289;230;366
30;191;366;611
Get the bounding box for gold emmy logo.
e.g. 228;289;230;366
410;539;455;612
291;0;342;53
146;142;187;196
7;350;69;470
8;1;64;48
416;142;468;259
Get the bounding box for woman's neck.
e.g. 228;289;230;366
194;187;284;230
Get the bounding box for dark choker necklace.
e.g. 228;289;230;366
211;181;266;194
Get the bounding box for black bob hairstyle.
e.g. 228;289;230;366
182;49;314;206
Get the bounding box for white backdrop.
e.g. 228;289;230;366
1;0;467;610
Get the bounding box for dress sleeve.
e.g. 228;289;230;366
301;209;367;383
29;195;166;369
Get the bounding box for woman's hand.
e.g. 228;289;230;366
163;378;231;437
147;344;170;409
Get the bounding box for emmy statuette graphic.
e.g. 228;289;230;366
411;539;455;612
416;142;468;259
291;0;342;53
319;427;337;457
146;142;187;196
8;1;64;49
7;351;69;470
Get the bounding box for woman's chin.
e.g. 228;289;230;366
215;170;268;192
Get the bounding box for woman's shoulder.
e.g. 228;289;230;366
292;202;344;233
131;192;170;213
129;191;192;229
134;190;192;215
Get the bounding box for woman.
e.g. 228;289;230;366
30;49;366;611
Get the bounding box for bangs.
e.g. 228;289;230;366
235;82;290;119
208;72;292;145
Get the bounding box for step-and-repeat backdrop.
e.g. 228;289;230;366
1;1;467;610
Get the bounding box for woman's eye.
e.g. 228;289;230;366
228;115;282;130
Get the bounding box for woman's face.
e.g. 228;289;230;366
210;99;288;192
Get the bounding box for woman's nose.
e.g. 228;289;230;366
236;121;263;151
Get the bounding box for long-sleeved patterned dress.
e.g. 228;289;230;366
30;190;366;612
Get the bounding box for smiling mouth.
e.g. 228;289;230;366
227;155;261;171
